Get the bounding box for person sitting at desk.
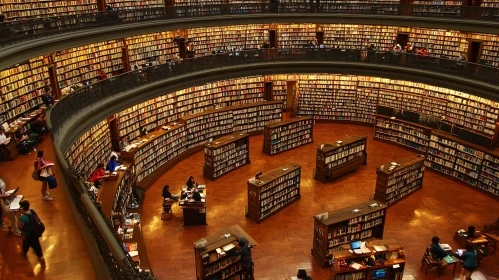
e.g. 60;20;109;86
14;130;36;154
431;236;449;260
119;137;128;151
162;185;178;201
0;128;9;146
192;190;202;202
186;176;197;190
90;163;108;189
106;156;118;172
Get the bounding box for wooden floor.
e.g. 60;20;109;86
2;123;498;280
142;123;499;280
0;139;95;280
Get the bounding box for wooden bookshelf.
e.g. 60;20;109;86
106;0;164;10
204;132;250;180
312;201;387;267
315;136;367;183
0;56;50;124
125;32;179;67
408;27;467;59
263;116;314;155
297;74;334;119
322;24;398;50
120;124;188;182
194;225;257;280
374;156;425;206
119;101;281;184
277;24;317;49
331;239;405;280
53;40;124;89
65;120;112;178
117;76;267;140
1;0;98;21
412;1;464;18
246;163;301;223
374;115;432;153
186;25;269;55
180;101;282;147
425;130;499;200
265;74;289;110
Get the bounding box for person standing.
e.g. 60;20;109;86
0;178;21;237
234;238;253;278
34;150;54;201
18;200;45;264
460;244;478;280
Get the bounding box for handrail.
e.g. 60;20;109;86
1;3;498;46
50;47;499;142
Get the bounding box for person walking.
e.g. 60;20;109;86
18;200;46;264
0;178;21;236
34;150;54;201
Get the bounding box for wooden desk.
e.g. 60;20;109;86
0;140;18;161
97;164;130;217
454;231;490;248
4;110;42;136
181;203;207;226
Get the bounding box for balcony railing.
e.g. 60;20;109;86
50;47;499;140
1;3;498;46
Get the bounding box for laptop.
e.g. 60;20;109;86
350;240;361;250
457;249;466;256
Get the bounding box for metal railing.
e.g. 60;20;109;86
1;3;499;46
50;47;499;139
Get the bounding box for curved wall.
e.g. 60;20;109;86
3;14;499;70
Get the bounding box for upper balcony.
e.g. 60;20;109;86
2;2;499;69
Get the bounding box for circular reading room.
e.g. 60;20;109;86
1;2;499;280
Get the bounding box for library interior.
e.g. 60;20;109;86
2;1;499;280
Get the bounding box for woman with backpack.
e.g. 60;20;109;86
18;200;45;264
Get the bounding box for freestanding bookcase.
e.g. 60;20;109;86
312;201;387;268
374;156;425;206
263;116;313;155
315;136;367;183
194;225;257;280
203;132;250;180
246;163;301;223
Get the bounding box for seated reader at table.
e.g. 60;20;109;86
162;185;178;201
431;236;452;259
186;176;198;190
106;155;120;172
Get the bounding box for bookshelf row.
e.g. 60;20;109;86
65;120;112;178
246;163;301;223
269;74;498;147
119;101;282;183
263;116;314;155
204;132;250;180
313;201;387;267
195;225;256;280
4;23;499;124
117;76;266;141
373;116;499;200
315;136;367;182
374;156;425;206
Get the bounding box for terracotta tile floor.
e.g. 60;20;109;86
142;123;499;280
0;139;95;280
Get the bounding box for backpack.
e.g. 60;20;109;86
25;210;45;237
32;160;41;181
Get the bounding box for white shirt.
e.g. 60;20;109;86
109;151;118;161
0;133;7;145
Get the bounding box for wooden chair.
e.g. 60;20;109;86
161;200;174;220
421;247;443;277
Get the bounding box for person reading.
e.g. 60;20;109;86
162;185;178;201
430;236;449;260
106;156;119;172
90;163;108;189
186;176;197;190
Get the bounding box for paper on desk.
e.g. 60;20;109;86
350;262;362;270
353;249;363;254
129;251;139;257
